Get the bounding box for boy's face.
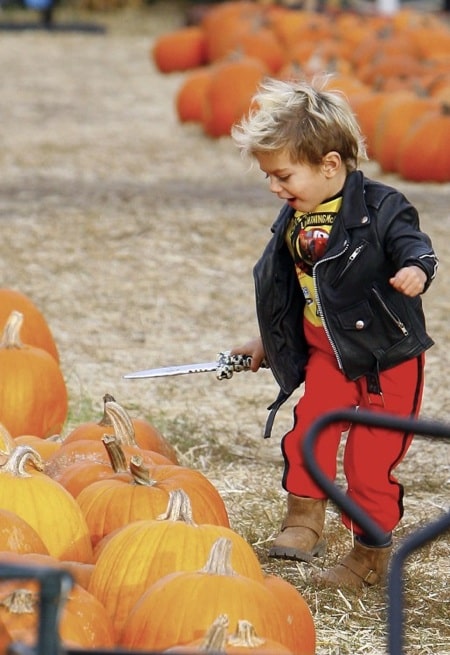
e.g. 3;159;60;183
255;149;346;213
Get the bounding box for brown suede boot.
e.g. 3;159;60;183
314;540;392;590
269;494;327;562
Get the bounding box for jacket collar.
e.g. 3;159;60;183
340;170;371;229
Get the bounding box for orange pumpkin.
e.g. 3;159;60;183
0;288;59;362
119;537;314;653
88;490;263;635
45;402;174;480
77;455;230;546
0;446;93;562
64;396;179;464
0;311;68;438
152;25;208;73
396;103;450;182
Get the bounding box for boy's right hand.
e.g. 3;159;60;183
231;337;266;372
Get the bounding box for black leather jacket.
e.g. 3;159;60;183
254;170;438;410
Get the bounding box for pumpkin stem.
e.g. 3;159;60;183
102;434;128;473
0;445;44;477
157;489;197;525
104;400;137;447
227;620;266;647
201;537;237;577
128;454;155;486
99;394;116;427
199;614;229;652
0;310;24;349
0;589;37;614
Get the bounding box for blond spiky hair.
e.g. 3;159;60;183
231;76;367;172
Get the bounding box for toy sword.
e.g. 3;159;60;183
124;351;267;381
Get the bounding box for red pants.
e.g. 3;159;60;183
281;322;425;535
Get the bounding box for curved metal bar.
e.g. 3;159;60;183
0;563;73;655
302;407;450;655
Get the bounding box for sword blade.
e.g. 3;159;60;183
123;361;219;380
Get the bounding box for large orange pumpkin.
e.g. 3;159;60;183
119;537;314;653
0;288;59;362
88;490;263;635
0;311;68;438
77;455;230;546
0;446;93;563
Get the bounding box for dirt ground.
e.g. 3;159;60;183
0;3;449;653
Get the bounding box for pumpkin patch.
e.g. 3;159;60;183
150;1;450;181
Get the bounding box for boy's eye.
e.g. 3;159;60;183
265;173;289;182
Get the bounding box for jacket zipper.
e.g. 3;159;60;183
371;287;409;336
313;241;349;370
333;242;367;286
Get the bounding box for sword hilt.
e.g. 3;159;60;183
216;352;267;380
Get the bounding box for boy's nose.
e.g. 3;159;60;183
269;177;282;193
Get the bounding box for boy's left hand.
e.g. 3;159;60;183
389;265;427;297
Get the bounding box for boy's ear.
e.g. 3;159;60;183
321;151;342;176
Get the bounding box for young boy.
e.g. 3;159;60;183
230;77;438;590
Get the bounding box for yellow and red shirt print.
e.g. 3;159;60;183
285;197;342;327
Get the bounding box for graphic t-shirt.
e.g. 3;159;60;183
285;197;342;326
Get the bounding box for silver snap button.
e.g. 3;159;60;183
361;216;369;224
355;320;365;330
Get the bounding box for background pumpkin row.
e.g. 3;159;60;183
152;1;450;182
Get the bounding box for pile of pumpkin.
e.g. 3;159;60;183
0;287;316;653
152;1;450;182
